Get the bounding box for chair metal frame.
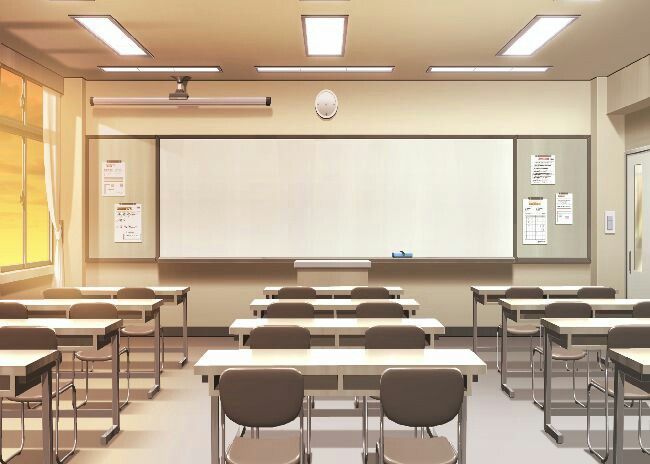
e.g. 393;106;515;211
532;348;589;410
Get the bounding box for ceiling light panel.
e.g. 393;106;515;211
256;66;394;73
499;15;578;56
427;66;550;73
100;66;222;73
302;16;348;56
71;15;151;56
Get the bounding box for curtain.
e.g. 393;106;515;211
43;87;64;286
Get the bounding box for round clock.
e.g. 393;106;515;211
315;89;338;119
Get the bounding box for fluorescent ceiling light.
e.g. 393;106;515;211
256;66;393;73
302;16;347;56
499;15;578;56
100;66;222;73
71;15;150;56
427;66;550;73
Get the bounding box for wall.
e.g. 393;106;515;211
625;106;650;151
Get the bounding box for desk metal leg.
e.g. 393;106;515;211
500;309;514;398
148;311;161;399
543;330;562;443
458;395;467;464
307;396;312;462
41;368;53;464
612;365;625;464
211;396;220;464
472;296;478;353
101;333;120;444
179;296;188;367
362;396;368;463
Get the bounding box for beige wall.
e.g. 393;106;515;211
625;106;650;152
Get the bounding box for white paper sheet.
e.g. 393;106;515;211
523;198;547;245
103;160;125;196
114;203;142;243
531;155;555;185
555;192;573;225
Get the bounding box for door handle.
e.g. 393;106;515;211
629;250;632;273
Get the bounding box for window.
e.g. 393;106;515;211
0;66;50;270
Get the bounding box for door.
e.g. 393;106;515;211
627;150;650;297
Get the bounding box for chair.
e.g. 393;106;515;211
356;302;404;319
351;287;390;299
219;368;305;464
266;302;315;319
377;368;465;464
43;288;83;299
116;287;165;371
0;327;77;464
633;301;650;317
248;326;311;350
496;286;544;372
277;287;317;299
0;302;28;319
531;302;592;409
68;303;131;410
577;287;616;299
587;325;650;462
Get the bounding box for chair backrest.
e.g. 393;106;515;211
277;287;317;299
365;326;426;349
69;302;118;319
43;287;83;299
220;368;304;427
356;302;404;319
633;302;650;318
351;287;390;299
607;325;650;349
0;302;28;319
577;287;616;299
248;326;311;349
504;286;544;299
116;287;156;299
544;302;592;319
0;326;58;350
266;302;315;318
380;368;464;427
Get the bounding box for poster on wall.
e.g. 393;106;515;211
114;203;142;243
531;154;555;185
103;160;126;196
555;192;573;225
523;197;547;245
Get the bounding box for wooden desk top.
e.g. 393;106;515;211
250;298;419;310
230;318;445;335
499;298;643;311
0;350;59;377
608;348;650;377
0;318;122;336
2;299;163;311
263;286;404;296
471;285;614;296
542;318;650;335
195;348;486;377
76;286;190;296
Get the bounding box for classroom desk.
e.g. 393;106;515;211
2;299;163;399
497;298;640;398
0;349;59;464
470;286;615;353
0;318;123;445
608;348;650;464
249;298;419;318
75;286;191;367
263;286;404;298
540;318;650;444
229;318;445;348
195;348;486;464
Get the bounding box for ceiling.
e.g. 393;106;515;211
0;0;648;81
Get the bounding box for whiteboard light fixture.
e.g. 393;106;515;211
427;66;550;73
256;66;393;73
302;16;348;56
71;15;151;56
498;15;578;56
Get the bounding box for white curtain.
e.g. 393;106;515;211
43;87;64;286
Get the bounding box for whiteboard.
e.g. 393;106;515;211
159;138;514;258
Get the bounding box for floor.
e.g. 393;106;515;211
1;336;648;464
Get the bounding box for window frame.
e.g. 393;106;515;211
0;65;52;272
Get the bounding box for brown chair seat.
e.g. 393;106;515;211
75;346;113;362
601;378;650;401
504;324;539;336
9;380;75;403
121;326;155;337
226;436;300;464
551;346;587;361
379;437;457;464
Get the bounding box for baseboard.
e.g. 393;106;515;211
162;326;499;337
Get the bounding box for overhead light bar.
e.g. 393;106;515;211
427;66;550;73
71;15;151;56
498;15;578;56
302;16;348;56
256;66;394;73
100;66;222;73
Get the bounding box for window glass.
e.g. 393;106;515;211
25;80;43;128
0;68;23;122
26;139;49;264
635;164;643;272
0;131;24;267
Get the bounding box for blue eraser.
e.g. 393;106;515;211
392;251;413;258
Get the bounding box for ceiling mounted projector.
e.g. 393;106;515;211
90;76;271;107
